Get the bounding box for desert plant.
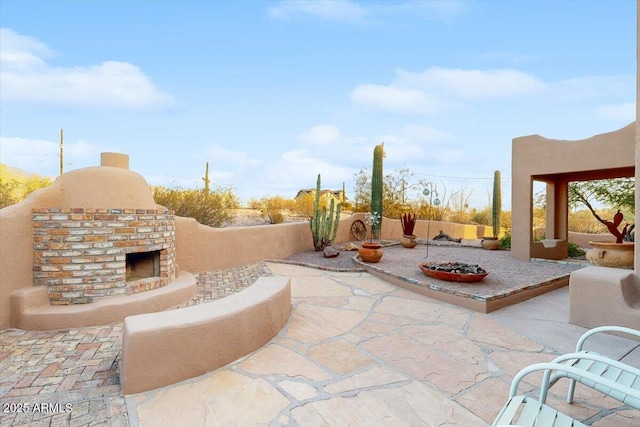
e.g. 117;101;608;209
492;170;502;238
371;143;384;238
401;212;417;236
371;146;385;226
624;223;635;242
0;164;52;208
309;174;341;251
152;185;240;227
499;229;511;249
568;242;586;258
258;195;291;224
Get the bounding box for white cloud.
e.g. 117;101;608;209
402;124;454;143
0;28;173;109
350;84;443;115
266;149;355;194
0;136;100;176
298;124;367;148
376;1;470;22
553;75;634;102
593;103;636;122
268;0;368;24
395;67;547;98
350;67;548;114
268;0;468;25
202;145;264;182
203;145;263;168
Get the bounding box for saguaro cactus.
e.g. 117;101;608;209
309;174;341;251
202;162;210;192
371;143;384;239
492;170;501;238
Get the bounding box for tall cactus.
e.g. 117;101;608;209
310;174;341;251
492;170;501;238
371;143;384;239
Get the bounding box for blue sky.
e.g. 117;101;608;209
0;0;635;209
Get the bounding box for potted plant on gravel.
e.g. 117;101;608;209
359;211;384;263
481;170;501;250
400;212;418;248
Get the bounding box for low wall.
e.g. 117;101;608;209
568;231;616;248
174;213;490;273
120;276;291;395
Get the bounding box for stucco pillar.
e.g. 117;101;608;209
636;0;639;272
545;182;556;238
511;172;532;261
555;180;569;239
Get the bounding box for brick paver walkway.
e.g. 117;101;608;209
0;261;271;427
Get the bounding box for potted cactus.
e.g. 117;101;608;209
400;212;417;248
586;210;634;269
481;170;501;250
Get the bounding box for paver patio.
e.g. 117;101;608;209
1;261;639;426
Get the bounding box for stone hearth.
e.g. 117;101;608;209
32;207;176;305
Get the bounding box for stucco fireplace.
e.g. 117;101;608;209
32;207;176;305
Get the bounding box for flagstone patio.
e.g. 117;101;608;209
1;261;638;426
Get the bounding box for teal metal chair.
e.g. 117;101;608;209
540;325;640;409
493;362;593;427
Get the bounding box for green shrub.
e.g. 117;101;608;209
152;185;240;227
257;196;292;224
499;230;511;249
470;208;492;226
568;242;586;258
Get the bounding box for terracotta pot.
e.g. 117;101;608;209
358;242;384;263
401;234;417;248
586;241;634;269
481;237;500;250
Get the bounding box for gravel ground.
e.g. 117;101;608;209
285;241;587;300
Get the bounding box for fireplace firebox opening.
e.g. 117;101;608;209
126;251;161;282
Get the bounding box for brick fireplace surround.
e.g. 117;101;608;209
33;207;176;305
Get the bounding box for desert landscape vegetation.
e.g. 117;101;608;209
0;161;633;247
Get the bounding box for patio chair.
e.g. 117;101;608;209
538;325;640;409
492;362;592;426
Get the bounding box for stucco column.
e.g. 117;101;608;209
545;182;556;238
555;180;569;240
635;0;639;272
511;172;532;261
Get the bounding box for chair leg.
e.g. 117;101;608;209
567;378;576;403
540;369;552;403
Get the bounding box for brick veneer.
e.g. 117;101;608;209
32;208;176;305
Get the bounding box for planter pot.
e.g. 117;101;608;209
358;242;384;263
401;234;417;249
419;262;488;283
481;237;500;250
586;241;634;269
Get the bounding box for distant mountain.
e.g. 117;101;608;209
0;163;51;179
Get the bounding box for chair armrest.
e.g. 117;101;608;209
509;362;639;401
551;351;640;377
575;325;640;352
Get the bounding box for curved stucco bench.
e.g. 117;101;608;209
120;276;291;395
